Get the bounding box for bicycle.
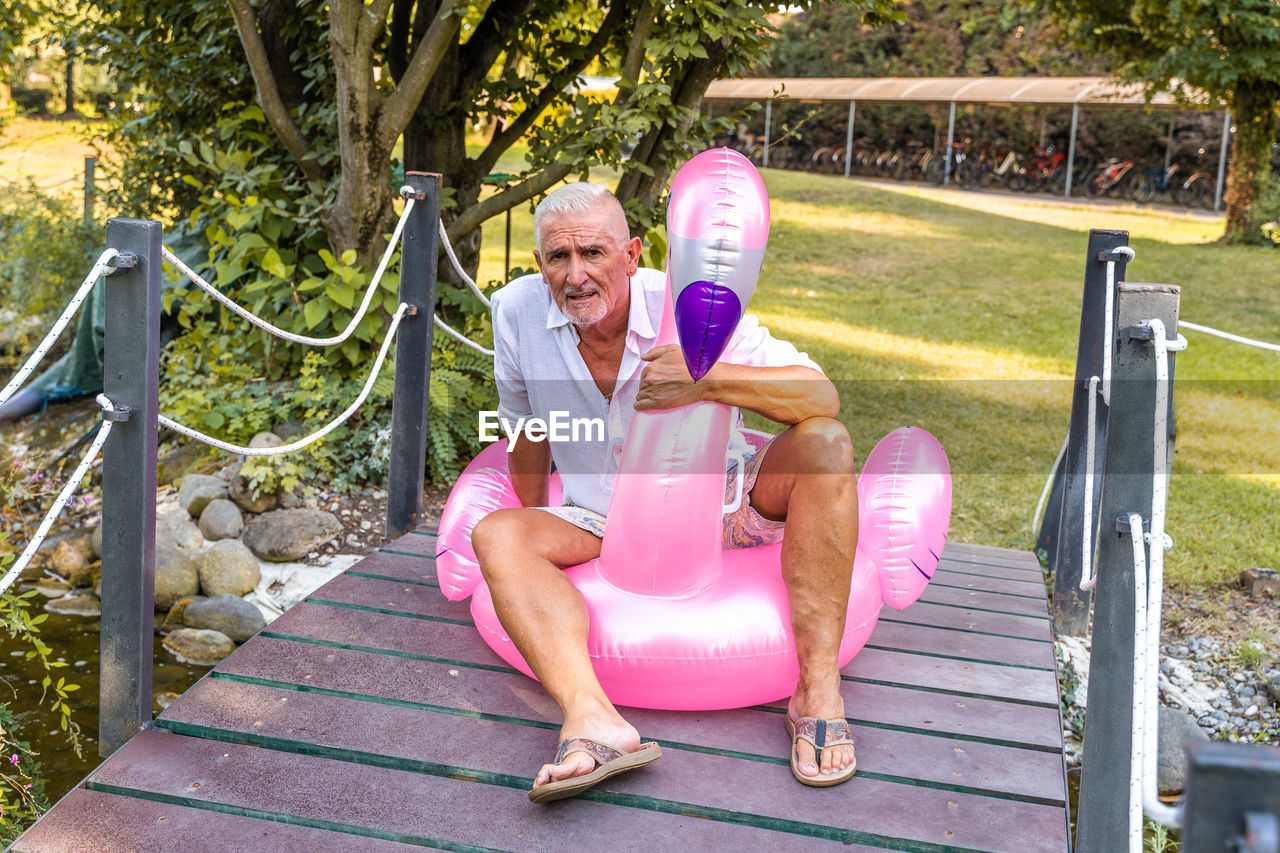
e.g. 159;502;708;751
1084;158;1137;198
1176;170;1215;209
1129;164;1181;204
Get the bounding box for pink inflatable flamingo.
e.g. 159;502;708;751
436;148;951;710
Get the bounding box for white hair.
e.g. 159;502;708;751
534;182;629;254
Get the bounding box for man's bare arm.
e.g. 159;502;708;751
508;432;552;508
635;345;839;425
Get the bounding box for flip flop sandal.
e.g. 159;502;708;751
786;714;857;787
528;737;662;803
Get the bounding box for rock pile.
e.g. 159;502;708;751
36;432;346;667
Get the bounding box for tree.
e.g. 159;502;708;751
95;1;896;277
0;1;39;110
1042;0;1280;238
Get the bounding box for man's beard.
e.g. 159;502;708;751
561;284;609;327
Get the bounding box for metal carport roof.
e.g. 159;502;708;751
703;76;1219;110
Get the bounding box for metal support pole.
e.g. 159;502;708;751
944;102;956;186
504;207;511;283
386;172;442;539
763;101;772;169
83;156;95;226
844;100;856;178
1065;103;1079;198
99;219;162;757
1163;113;1175;173
1075;282;1181;853
1048;230;1131;635
1214;110;1231;212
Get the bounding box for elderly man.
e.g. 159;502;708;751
471;181;858;802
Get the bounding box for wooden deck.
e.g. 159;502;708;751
14;534;1069;852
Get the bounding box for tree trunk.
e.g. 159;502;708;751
402;34;486;285
327;5;397;269
62;53;76;116
1224;78;1280;240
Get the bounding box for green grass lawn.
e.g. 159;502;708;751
474;167;1280;590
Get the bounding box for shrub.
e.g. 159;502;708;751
1248;178;1280;247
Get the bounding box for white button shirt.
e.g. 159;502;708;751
490;268;823;516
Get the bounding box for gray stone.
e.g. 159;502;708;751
242;509;342;562
1267;676;1280;705
198;539;261;597
227;462;279;514
44;593;101;617
90;524;102;559
183;594;266;642
154;537;201;611
157;443;207;486
1158;705;1209;794
248;432;283;450
198;499;244;541
162;628;235;666
160;596;205;634
179;474;229;517
273;420;306;440
157;510;205;553
49;540;93;587
35;579;71;598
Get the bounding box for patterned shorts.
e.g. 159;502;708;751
535;441;785;550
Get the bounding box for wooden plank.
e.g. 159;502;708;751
306;572;472;624
879;602;1054;642
917;584;1050;619
935;559;1044;582
380;531;437;558
13;788;418;852
92;731;872;852
206;632;1062;752
925;572;1047;597
163;673;1065;807
942;542;1041;565
843;648;1058;706
864;620;1056;671
342;551;438;585
151;690;1068;852
942;545;1039;571
258;607;1063;749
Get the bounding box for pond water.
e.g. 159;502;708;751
0;606;206;802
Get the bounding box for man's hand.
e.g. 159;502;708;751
635;345;706;411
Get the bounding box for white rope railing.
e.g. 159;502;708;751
0;394;122;597
439;220;492;308
1179;319;1280;352
1;249;120;406
158;303;412;456
162;194;415;348
435;315;494;356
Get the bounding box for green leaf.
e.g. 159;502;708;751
325;282;356;309
303;296;331;329
204;410;226;429
261;248;288;279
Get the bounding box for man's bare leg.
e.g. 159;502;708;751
747;416;858;779
471;508;640;789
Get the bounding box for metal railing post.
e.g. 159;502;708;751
944;101;956;186
763;101;772;169
99;218;163;756
1075;282;1181;853
1047;230;1130;634
385;172;441;538
83;156;96;226
844;100;856;178
1065;104;1079;198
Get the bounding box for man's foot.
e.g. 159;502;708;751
787;691;856;784
527;736;662;803
530;708;650;800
